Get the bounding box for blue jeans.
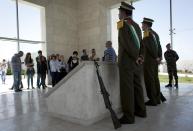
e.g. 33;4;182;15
27;72;34;88
13;70;21;90
1;71;6;83
37;73;46;88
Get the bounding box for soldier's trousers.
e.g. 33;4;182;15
119;62;146;122
155;64;161;103
168;66;178;84
144;63;160;104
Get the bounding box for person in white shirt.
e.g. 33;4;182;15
89;49;100;61
0;59;7;84
58;55;67;81
49;54;60;87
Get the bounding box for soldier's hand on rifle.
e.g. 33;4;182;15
136;56;144;65
156;57;162;65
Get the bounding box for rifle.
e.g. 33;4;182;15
94;60;121;129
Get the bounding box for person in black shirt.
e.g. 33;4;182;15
67;51;79;71
81;49;89;61
36;50;47;89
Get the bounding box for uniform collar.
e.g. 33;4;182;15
124;17;133;24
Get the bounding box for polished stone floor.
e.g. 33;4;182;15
0;82;193;131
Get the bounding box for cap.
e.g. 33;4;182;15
142;17;154;25
119;1;135;11
166;43;171;47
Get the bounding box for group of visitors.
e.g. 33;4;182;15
67;42;117;71
48;54;67;87
10;42;117;92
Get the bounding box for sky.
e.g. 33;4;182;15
111;0;193;61
0;0;193;61
135;0;193;61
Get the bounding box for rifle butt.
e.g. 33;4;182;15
109;109;121;129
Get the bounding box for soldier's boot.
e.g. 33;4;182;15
165;84;172;88
175;79;178;88
145;100;157;106
160;92;167;103
119;115;135;124
166;76;173;88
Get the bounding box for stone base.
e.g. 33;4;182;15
46;62;121;125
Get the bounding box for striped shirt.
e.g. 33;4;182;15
104;47;117;63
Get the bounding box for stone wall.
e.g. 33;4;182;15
76;0;125;58
24;0;78;58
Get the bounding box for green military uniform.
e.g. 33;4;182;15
118;3;146;123
164;45;179;87
151;29;164;103
142;18;161;105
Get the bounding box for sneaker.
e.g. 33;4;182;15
15;89;22;92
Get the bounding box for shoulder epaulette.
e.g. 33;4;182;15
143;30;150;38
117;20;124;30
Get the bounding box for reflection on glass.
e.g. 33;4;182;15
0;0;17;38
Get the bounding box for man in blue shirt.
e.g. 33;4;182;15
104;41;117;63
11;51;23;92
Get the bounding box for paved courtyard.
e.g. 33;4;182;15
0;76;193;131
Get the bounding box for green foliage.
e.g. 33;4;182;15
177;70;193;74
159;75;193;83
21;69;26;75
6;68;12;75
6;68;26;75
177;70;183;73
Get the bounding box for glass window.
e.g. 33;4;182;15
0;0;17;38
20;43;42;68
18;2;43;41
0;40;17;61
20;42;42;56
0;0;44;64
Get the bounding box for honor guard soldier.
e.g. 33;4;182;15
141;18;166;106
117;2;146;124
164;43;179;88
